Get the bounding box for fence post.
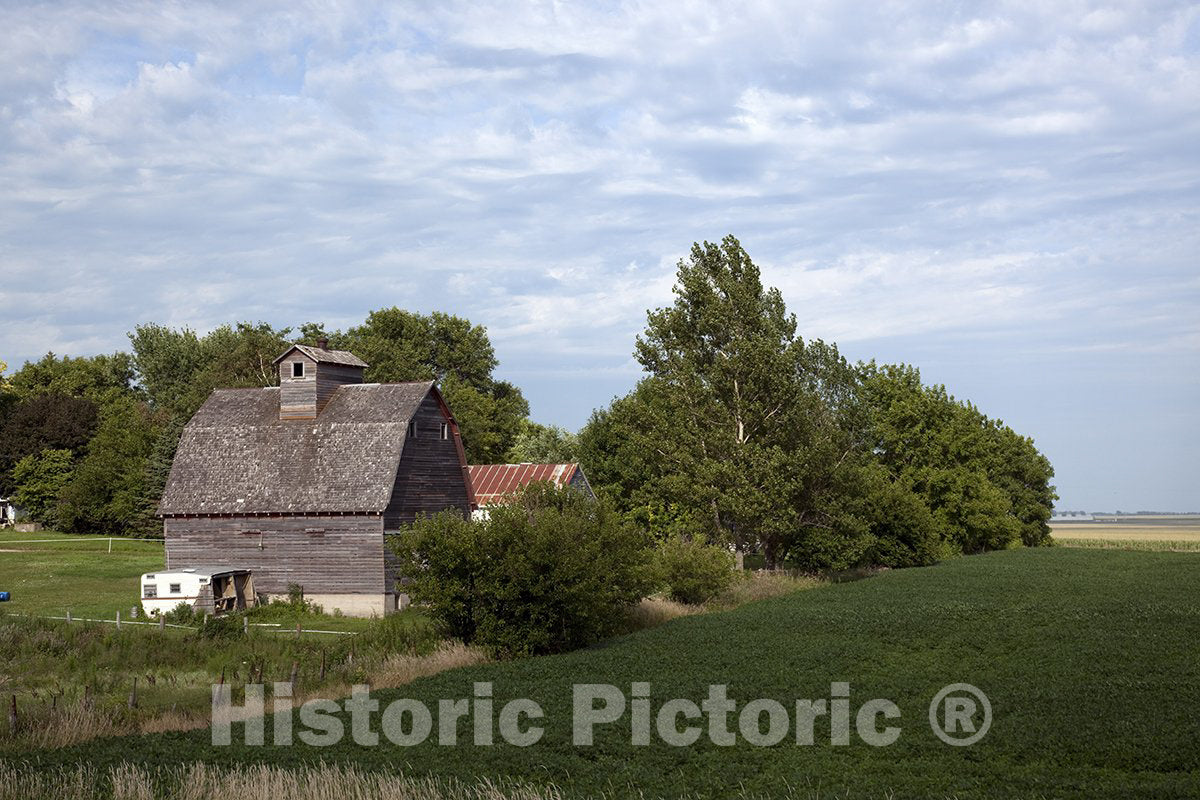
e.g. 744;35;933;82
243;616;249;634
295;622;301;639
66;610;72;624
108;537;113;554
159;615;165;631
116;610;121;630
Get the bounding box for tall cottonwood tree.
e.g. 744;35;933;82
621;235;868;566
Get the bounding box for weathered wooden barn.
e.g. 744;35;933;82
157;342;474;616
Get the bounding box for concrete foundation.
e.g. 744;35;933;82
265;592;395;618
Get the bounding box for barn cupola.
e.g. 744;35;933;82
273;341;369;420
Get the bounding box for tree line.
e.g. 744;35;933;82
0;235;1055;569
576;236;1056;568
0;310;546;536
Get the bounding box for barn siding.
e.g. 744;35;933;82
383;392;471;529
163;515;387;595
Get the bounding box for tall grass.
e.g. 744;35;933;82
707;570;824;610
0;762;855;800
623;571;825;633
0;762;564;800
0;611;485;752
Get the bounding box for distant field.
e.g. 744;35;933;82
1051;519;1200;551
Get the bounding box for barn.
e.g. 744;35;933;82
157;342;474;617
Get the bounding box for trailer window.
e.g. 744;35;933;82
143;584;157;598
169;583;182;594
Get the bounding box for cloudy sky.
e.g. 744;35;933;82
1;1;1197;511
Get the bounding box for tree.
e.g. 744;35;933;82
0;394;98;495
12;449;74;527
129;322;291;420
858;362;1055;554
597;236;865;566
6;352;135;403
56;395;162;535
504;421;580;463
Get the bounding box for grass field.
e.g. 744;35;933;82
0;530;373;631
21;547;1200;799
0;530;166;618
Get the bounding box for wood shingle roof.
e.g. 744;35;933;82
274;344;369;367
158;381;432;517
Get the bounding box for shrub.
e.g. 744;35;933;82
654;534;737;605
161;602;197;625
394;482;655;657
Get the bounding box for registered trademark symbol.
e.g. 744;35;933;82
928;683;992;746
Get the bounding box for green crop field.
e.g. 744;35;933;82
22;547;1200;799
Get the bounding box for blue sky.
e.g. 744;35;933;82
0;1;1197;511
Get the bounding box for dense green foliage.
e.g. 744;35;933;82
504;421;580;463
653;533;736;604
581;235;1055;567
37;549;1200;799
0;393;97;495
394;483;654;657
11;449;74;527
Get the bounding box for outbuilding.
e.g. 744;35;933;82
467;462;594;520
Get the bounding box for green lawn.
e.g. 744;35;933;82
0;530;374;632
0;530;165;618
29;547;1200;798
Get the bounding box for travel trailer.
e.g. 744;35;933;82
140;567;256;617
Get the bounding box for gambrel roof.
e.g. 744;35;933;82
158;381;434;517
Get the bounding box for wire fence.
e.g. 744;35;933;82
4;610;356;636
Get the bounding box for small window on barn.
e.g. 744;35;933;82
408;421;416;438
292;362;304;378
440;422;449;440
143;584;157;599
169;583;182;594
